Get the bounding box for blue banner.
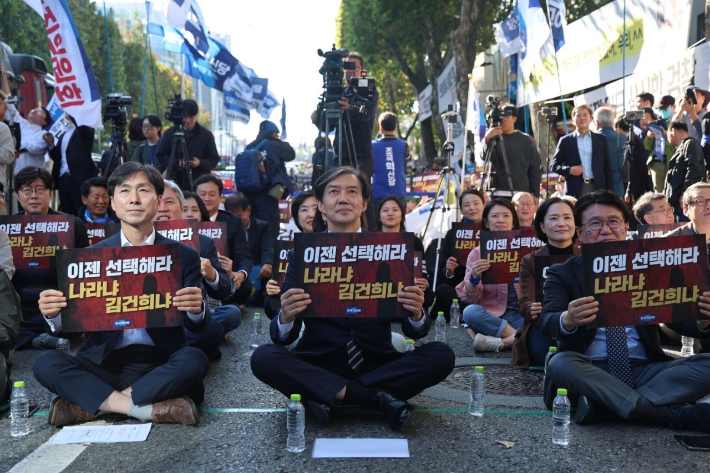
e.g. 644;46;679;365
547;0;567;52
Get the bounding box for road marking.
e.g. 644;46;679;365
8;432;88;473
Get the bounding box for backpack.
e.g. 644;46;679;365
234;140;269;193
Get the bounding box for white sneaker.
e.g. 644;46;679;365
473;333;503;352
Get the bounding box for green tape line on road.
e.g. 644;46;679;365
198;407;551;416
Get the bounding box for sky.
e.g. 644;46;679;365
169;0;341;150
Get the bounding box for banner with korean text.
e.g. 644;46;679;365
0;215;74;269
480;228;544;284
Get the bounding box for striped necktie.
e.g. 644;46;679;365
346;339;364;373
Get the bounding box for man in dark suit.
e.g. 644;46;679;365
195;174;253;302
33;162;210;427
46;115;97;215
540;190;710;432
551;105;614;199
250;166;455;430
12;167;90;349
224;192;274;306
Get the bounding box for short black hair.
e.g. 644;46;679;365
128;117;146;142
637;92;654;106
313;166;371;231
183;191;210;222
632;192;667;224
614;115;630;132
143;114;163;137
670;120;689;133
502;104;518;117
481;198;520;230
183;99;199;117
291;191;315;232
107;162;164;197
574;189;630;227
39;107;52;127
376;195;406;232
80;176;109;197
379;112;398;132
347;52;364;69
458;188;485;211
15;166;52;191
534;197;576;243
194;174;223;194
224;192;250;213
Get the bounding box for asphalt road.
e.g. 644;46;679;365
2;308;710;472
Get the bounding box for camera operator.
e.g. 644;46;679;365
482;103;541;198
674;87;709;142
616;115;652;205
155;99;219;191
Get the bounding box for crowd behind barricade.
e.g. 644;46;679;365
2;70;710;440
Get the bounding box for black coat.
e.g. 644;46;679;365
246;217;274;266
551;132;614;198
663;137;705;207
155;122;219;188
49;125;97;187
215;210;252;274
199;234;231;301
625;133;652;200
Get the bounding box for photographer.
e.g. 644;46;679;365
674;87;708;142
155;99;219;191
482;103;541;198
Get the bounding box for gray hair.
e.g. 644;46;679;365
683;182;710;207
632;192;667;223
163;179;185;207
593;106;615;127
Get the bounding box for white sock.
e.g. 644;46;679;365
127;402;153;421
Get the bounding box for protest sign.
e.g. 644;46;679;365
279;200;291;223
450;222;482;265
57;245;182;332
480;227;544;284
0;215;74;269
534;254;576;302
414;251;424;279
410;173;441;195
85;223;121;246
582;235;709;327
294;232;414;318
197;221;228;256
154;220;199;250
636;223;686;239
273;240;294;285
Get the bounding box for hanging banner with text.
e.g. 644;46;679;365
0;215;74;269
57;245;183;332
480;227;544;284
582;234;708;328
197;221;228;256
450;222;482;265
294;232;414;318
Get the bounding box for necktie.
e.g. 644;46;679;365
605;327;634;387
346;339;364;373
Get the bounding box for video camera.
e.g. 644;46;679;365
317;45;375;107
485;95;513;128
103;93;131;136
165;94;187;126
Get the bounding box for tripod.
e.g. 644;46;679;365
423;107;464;289
479;130;514;199
103;132;129;178
312;101;358;185
167;125;194;192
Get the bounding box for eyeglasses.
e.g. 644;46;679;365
19;186;48;196
0;193;5;199
142;124;155;130
646;207;674;215
690;198;710;208
581;218;624;232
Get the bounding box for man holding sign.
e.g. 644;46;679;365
33;163;210;427
541;190;710;432
251;167;454;430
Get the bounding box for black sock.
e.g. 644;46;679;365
630;396;670;425
342;380;378;407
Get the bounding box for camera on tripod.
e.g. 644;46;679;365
317;45;375;108
165;94;187;126
485;95;513;128
624;110;644;122
103;93;131;127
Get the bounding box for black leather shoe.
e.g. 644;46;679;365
371;391;412;431
305;400;331;426
669;403;710;432
574;395;597;425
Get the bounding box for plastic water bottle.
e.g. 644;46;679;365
286;394;305;453
450;299;460;329
435;311;447;343
552;388;571;447
681;336;694;357
56;338;70;354
11;381;30;438
405;339;415;352
249;312;262;348
469;366;485;417
544;346;557;374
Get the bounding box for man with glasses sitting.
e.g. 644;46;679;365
11;167;89;349
632;192;675;226
540;189;710;432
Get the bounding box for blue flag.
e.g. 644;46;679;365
280;100;287;140
547;0;567;52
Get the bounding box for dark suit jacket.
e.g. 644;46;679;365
199;234;231;300
550;132;614;198
215;210;252;273
75;232;209;365
50;125;97;187
247;217;274;267
625;133;652;200
155;122;219;187
0;269;21;359
270;248;430;357
539;255;709;361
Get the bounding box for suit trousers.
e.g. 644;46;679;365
547;351;710;418
58;174;83;216
251;341;455;406
246;192;280;249
33;345;209;414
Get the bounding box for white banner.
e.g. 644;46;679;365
23;0;103;129
417;84;433;122
436;57;465;161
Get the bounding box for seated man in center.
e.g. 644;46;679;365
250;166;455;430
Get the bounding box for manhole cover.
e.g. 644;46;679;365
442;365;544;396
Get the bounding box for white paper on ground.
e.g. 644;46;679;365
312;438;410;458
51;423;152;445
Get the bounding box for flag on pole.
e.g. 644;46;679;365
494;9;522;58
22;0;102;128
280;99;287;140
546;0;567;52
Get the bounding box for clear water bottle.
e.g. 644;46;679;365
286;394;305;453
435;311;447;343
56;338;70;354
469;366;485;417
681;336;694;357
405;339;415;352
11;381;30;438
249;312;262;348
544;346;557;374
450;299;460;329
552;388;571;447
